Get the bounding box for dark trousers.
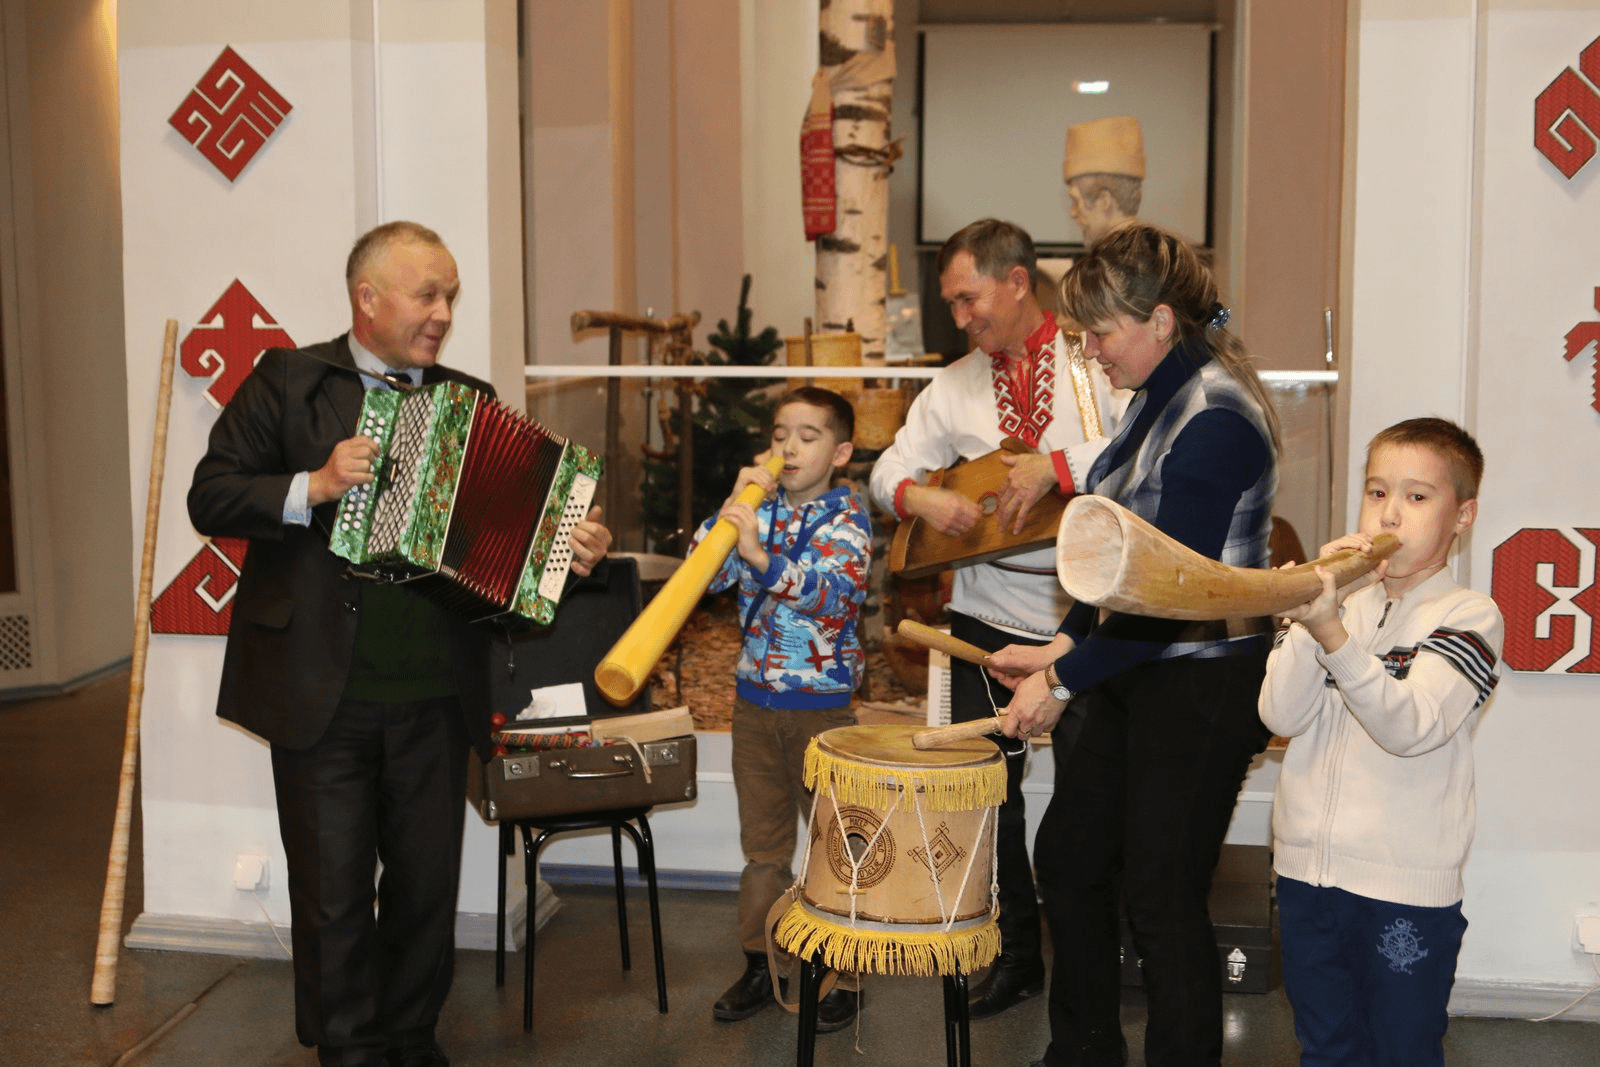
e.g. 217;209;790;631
729;696;857;953
1277;877;1465;1067
270;696;469;1066
948;613;1057;973
1035;652;1269;1067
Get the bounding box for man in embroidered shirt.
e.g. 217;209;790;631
869;218;1121;1018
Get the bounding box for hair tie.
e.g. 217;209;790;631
1206;304;1231;332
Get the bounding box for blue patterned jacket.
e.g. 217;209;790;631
692;483;872;710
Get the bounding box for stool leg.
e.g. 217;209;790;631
495;821;511;987
956;969;972;1067
942;970;971;1067
796;955;825;1067
943;974;957;1067
524;825;557;1032
621;814;668;1013
611;823;632;971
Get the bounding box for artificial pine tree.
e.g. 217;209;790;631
641;275;783;554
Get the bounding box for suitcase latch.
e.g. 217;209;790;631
503;756;540;780
642;740;681;766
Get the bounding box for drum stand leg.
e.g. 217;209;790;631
796;954;826;1067
942;969;972;1067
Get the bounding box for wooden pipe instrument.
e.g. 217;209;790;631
595;455;786;706
1055;495;1399;621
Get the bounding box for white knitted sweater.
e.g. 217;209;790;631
1260;568;1503;907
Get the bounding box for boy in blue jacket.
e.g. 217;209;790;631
700;387;871;1031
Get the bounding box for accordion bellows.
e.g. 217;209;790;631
329;383;602;624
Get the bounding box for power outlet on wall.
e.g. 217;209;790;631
233;854;269;892
1577;915;1600;955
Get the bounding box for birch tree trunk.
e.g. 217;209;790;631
815;0;895;363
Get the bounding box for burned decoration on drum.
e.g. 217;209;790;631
773;724;1008;979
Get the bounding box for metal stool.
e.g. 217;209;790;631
494;806;667;1030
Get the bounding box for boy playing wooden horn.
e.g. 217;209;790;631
1262;418;1504;1067
702;387;872;1032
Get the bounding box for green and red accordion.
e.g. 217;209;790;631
329;382;602;625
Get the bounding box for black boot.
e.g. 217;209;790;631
968;954;1045;1019
814;986;863;1033
713;952;774;1021
1028;1031;1127;1067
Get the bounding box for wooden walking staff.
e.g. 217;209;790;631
91;319;179;1006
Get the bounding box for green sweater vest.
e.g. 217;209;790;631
341;581;457;703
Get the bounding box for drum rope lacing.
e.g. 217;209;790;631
778;730;1007;979
978;666;1013;908
800;767;995;935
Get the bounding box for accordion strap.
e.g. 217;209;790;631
296;346;420;393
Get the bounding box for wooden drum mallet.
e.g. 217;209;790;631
894;620;1014;751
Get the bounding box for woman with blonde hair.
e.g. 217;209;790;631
989;223;1280;1067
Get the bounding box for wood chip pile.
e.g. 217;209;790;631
648;590;923;730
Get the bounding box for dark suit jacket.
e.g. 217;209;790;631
188;335;496;758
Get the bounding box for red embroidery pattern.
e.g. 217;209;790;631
1534;35;1600;180
1491;527;1600;674
151;537;249;635
169;46;292;182
991;345;1056;446
801;105;836;240
182;280;295;408
1564;286;1600;415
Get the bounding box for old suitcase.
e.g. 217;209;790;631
469;556;699;821
470;733;697;821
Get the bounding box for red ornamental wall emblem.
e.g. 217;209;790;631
182;280;294;408
1534;35;1600;179
169;46;292;182
151;537;249;636
1491;528;1600;674
1564;287;1600;415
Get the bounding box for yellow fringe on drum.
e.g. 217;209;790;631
774;900;1001;978
803;741;1007;813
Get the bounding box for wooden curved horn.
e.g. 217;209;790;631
1054;495;1398;621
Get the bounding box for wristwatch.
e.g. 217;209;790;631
1045;663;1072;703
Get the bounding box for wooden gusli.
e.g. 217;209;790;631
888;438;1067;579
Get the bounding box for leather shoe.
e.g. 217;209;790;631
1026;1031;1128;1067
814;986;862;1033
968;957;1045;1019
713;952;774;1021
385;1039;448;1067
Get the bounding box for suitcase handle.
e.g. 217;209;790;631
549;755;635;780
